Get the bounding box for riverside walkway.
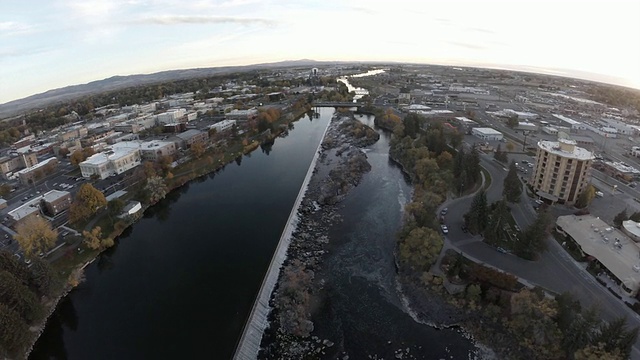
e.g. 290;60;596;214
233;119;332;360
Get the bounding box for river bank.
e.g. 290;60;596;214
24;107;315;360
258;112;479;359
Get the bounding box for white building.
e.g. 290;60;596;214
157;109;187;124
80;147;141;179
210;120;237;133
472;127;503;141
552;114;587;131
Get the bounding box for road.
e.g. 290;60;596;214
440;149;640;359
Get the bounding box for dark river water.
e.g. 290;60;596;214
31;109;476;359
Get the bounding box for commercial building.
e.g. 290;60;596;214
209;119;237;133
0;152;38;179
157;109;187;124
595;161;640;182
80;147;141;179
42;190;72;216
471;127;503;141
17;157;58;185
530;139;594;204
174;129;208;149
552;114;587;131
226;108;258;121
7;199;42;227
138;140;177;161
556;215;640;296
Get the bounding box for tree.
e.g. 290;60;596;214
145;176;167;204
82;226;103;250
398;227;443;271
107;198;125;219
69;149;85;167
466;284;482;303
157;155;173;176
507;115;519;128
494;143;508;163
506;141;515;152
464;190;488;234
0;270;43;323
190;142;205;158
516;210;551;259
0;303;31;356
0;183;11;197
591;317;639;358
575;185;596;209
630;211;640;222
503;161;523;202
13;216;57;258
613;209;628;228
69;183;107;223
483;200;511;246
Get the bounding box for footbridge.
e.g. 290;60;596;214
312;102;364;108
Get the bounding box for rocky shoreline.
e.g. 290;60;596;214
259;112;378;359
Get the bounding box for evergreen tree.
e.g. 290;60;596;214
464;190;488;234
494;144;508;163
483;200;511;245
575;185;596;209
613;209;628;228
630;211;640;222
503;161;523;202
516;210;550;259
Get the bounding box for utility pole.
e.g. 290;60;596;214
522;131;529;151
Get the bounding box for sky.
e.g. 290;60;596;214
1;0;639;104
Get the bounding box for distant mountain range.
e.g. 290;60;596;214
0;59;354;119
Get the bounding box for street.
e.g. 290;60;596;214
439;148;640;358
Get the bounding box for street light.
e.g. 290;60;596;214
522;131;529;151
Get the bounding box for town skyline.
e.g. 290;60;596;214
2;0;639;104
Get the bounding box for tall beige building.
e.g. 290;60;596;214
530;139;594;204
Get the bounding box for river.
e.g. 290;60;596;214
30;110;332;359
32;75;477;359
307;112;477;359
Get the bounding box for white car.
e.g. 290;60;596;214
441;225;449;234
595;191;604;198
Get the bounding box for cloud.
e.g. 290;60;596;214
0;46;53;59
466;27;494;34
350;6;377;15
129;15;276;26
448;41;486;50
0;21;34;36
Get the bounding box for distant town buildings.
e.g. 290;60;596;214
531;138;594;204
209;119;236;133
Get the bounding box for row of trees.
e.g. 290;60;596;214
391;115;481;274
0;251;57;358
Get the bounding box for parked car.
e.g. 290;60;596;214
441;225;449;234
595;191;604;198
440;208;448;216
497;247;507;254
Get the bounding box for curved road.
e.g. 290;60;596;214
440;149;640;359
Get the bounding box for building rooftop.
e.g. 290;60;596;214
603;161;640;175
176;129;203;140
82;146;138;166
537;140;593;161
552;113;581;125
474;127;502;135
17;157;57;175
557;215;640;292
42;189;70;203
8;198;42;221
623;220;640;241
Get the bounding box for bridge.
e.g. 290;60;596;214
312;102;365;108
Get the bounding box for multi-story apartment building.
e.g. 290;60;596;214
530;138;594;205
0;152;38;179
